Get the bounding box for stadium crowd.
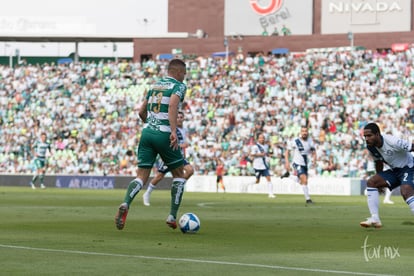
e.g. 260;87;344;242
1;48;414;178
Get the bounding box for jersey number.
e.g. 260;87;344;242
149;92;163;113
403;173;408;182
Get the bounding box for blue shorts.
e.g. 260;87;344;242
157;159;189;174
378;166;414;190
293;163;308;177
255;169;271;180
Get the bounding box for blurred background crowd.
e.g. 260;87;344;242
1;48;414;178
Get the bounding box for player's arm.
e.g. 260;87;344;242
169;94;180;150
139;98;148;122
251;146;265;158
251;151;263;158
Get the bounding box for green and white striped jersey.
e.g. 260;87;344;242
145;76;186;132
33;139;51;160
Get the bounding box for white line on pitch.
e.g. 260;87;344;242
0;244;395;276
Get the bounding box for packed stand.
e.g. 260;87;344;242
1;49;413;178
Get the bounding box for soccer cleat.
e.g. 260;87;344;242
383;199;394;204
306;199;314;204
40;184;46;189
360;217;382;228
280;171;290;179
142;192;150;206
115;203;129;230
166;215;177;229
268;194;276;198
30;183;36;190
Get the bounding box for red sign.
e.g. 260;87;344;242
391;43;409;52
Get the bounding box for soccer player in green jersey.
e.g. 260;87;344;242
30;132;51;189
115;59;187;230
142;111;194;206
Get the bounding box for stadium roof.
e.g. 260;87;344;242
0;33;190;43
0;36;134;42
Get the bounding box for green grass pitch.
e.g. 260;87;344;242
0;186;413;276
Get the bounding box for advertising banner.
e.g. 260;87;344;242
225;0;313;36
0;0;168;37
321;0;411;34
56;175;114;190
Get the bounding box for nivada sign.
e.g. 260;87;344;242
321;0;410;34
328;1;402;13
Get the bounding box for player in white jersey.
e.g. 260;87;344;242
284;126;316;204
250;133;275;198
142;111;194;206
360;122;414;228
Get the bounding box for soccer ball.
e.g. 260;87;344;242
178;213;201;234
